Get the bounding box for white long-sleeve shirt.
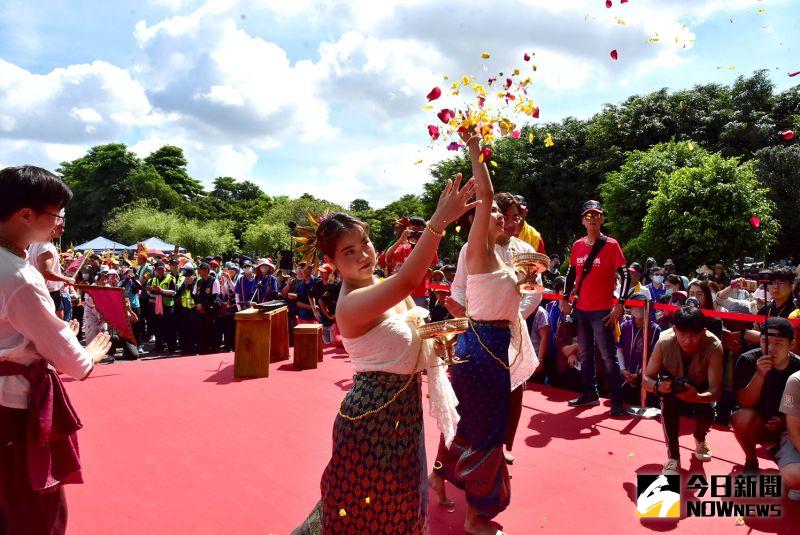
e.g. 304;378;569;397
451;237;542;319
0;248;93;409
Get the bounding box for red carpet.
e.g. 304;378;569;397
62;350;799;534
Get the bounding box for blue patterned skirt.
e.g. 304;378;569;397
434;322;511;519
294;371;427;534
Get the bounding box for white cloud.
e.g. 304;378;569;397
0;59;151;144
273;143;449;206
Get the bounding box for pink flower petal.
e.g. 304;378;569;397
606;0;612;7
480;147;493;161
426;87;442;101
779;129;795;141
523;53;531;61
789;71;800;77
427;125;440;140
437;108;454;124
749;216;761;228
447;142;463;151
512;130;521;139
610;49;619;60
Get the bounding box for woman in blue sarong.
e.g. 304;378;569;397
432;131;537;535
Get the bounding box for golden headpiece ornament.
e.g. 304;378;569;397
291;211;337;270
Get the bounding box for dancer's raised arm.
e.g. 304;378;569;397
324;175;478;337
463;132;501;275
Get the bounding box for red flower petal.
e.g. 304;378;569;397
610;49;619;60
447;142;463;151
427;125;440;140
477;96;486;108
480;147;493;161
437;108;454;124
532;106;540;118
621;0;628;3
523;53;531;61
426;87;442;101
779;129;795;141
789;71;800;77
749;216;761;229
606;0;612;7
505;78;513;89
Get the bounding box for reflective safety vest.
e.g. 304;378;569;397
150;274;174;307
178;277;195;309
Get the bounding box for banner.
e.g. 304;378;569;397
76;285;136;343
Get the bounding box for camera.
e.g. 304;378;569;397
409;230;423;240
659;374;693;395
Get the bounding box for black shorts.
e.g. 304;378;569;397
49;290;64;311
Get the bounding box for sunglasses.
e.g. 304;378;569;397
583;212;603;221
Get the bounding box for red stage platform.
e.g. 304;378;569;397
63;349;799;534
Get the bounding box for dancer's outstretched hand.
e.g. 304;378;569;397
86;332;112;364
430;173;480;229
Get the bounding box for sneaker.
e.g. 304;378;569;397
662;459;681;475
694;439;712;462
609;405;627;417
788;489;800;501
568;393;600;407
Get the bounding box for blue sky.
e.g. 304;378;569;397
1;0;798;208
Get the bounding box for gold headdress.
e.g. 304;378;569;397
291;211;337;270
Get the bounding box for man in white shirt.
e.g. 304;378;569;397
27;216;75;319
0;166;110;534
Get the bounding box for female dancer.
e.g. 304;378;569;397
433;132;537;535
294;175;477;533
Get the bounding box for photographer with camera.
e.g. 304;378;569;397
731;318;800;473
385;216;438;308
643;307;723;475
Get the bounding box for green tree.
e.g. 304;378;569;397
754;145;800;260
600;141;709;243
631;153;778;270
60;143;182;243
349;198;372;213
242;222;292;256
144;145;204;200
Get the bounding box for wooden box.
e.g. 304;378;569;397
233;306;290;378
293;324;323;370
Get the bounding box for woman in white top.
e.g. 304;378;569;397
294;176;477;534
433;132;537;535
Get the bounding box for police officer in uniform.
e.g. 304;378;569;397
194;262;221;354
175;266;200;355
148;262;177;353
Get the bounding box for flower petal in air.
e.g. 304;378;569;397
426;87;442;101
524;53;531;61
606;0;612;7
610;49;619;60
427;125;440;141
480;147;493;162
779;129;795;141
544;133;554;147
532;106;540;118
749;216;761;228
437;108;454;124
481;52;490;59
528;133;534;142
512;130;521;139
788;70;800;77
446;142;463;151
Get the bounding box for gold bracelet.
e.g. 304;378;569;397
426;221;445;237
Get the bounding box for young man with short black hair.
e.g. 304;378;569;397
731;318;800;472
0;166;111;534
644;307;723;475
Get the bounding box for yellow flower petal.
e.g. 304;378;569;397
422;105;433;111
528;133;534;142
339;508;347;517
490;160;498;167
544;133;554;147
481;52;490;59
365;497;371;504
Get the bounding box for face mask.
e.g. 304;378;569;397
244;267;253;274
664;289;673;297
652;275;664;284
260;267;268;274
631;309;645;320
